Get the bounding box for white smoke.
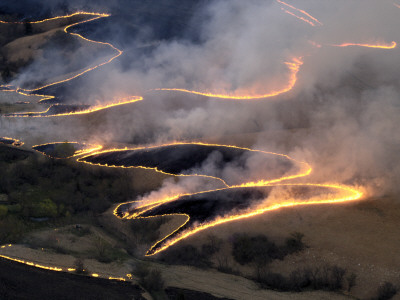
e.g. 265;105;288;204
1;0;400;196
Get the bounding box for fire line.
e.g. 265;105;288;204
76;142;363;256
0;10;367;266
331;41;397;49
153;58;303;99
277;0;323;26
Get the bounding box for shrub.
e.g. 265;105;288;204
0;205;8;218
374;282;397;300
74;258;88;274
134;263;165;294
29;198;58;218
255;269;287;290
201;234;222;256
232;234;283;266
7;204;22;214
216;254;233;274
346;273;357;292
285;232;305;254
254;264;347;292
329;265;346;290
91;237;127;263
286;269;311;292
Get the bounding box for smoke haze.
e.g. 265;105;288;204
1;0;400;197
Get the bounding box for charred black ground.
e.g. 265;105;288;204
82;144;246;172
120;185;338;255
0;137;22;147
79;144;295;185
0;258;145;300
33;142;83;158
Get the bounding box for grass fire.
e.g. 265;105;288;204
0;1;399;299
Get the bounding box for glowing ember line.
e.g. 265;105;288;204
20;14;122;93
0;12;110;24
32;142;103;159
8;96;143;117
0;253;62;271
0;12;127;114
0;11;366;260
280;8;316;27
308;40;322;48
277;0;323;26
0;244;132;281
331;41;397;49
154;58;303;99
108;277;126;281
78;142;363;256
78;141;309;190
0;137;24;147
76;141;311;220
146;183;362;256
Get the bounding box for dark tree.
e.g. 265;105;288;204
24;22;32;35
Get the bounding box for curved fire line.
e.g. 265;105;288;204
0;137;24;147
6;96;143;117
32;142;103;159
1;11;397;117
0;12;129;115
142;183;362;256
153;58;303;100
331;41;397;49
0;244;129;281
277;0;323;26
76;142;363;255
0;9;370;264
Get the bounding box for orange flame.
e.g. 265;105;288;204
75;141;363;255
0;137;24;147
77;142;310;188
0;12;127;113
8;96;143;117
0;12;110;25
32;142;103;159
0;243;132;281
331;41;397;49
277;0;323;26
146;183;362;255
280;8;316;27
2;12;119;94
1;12;366;259
153;58;303;99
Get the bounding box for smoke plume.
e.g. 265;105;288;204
1;0;400;198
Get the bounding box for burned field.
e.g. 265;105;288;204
0;258;145;300
1;1;398;298
0;137;23;147
78;142;360;256
33;142;90;159
118;185;341;255
7;104;91;117
80;144;250;173
78;143;298;186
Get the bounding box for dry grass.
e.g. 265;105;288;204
175;195;400;299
